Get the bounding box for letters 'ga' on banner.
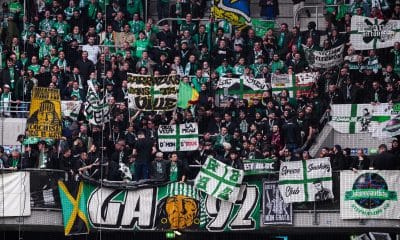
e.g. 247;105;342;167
328;103;391;134
303;44;344;69
340;170;400;219
212;0;251;30
194;156;244;203
350;15;400;50
278;157;333;203
157;123;199;152
0;172;31;217
127;73;179;111
271;73;316;99
263;181;292;225
27;87;62;139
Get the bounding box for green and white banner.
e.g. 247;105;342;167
59;180;261;233
158;123;199;152
329;104;391;134
243;158;275;176
350;16;400;50
341;170;400;219
195;156;244;203
278;158;333;203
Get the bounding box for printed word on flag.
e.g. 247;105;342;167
158;123;199;152
27;87;62;139
278;158;333;203
350;16;400;50
127;74;179;111
340;170;400;219
243;159;275;176
195;156;244;203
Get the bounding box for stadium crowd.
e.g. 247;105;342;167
0;0;399;182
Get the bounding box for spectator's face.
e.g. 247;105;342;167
170;154;178;162
372;82;379;90
64;150;71;157
272;125;278;133
221;128;227;135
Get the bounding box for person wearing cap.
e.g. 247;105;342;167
150;152;168;182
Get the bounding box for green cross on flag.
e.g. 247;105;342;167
278;157;333;203
158;123;199;152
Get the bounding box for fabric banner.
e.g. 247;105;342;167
194;156;244;203
251;19;275;37
27;87;62;139
30;170;64;209
303;44;344;68
200;180;261;231
243;158;275;176
329;104;391;134
127;73;179;111
84;81;110;126
262;181;292;225
278;158;333;203
340;170;400;219
0;171;31;217
59;180;261;232
271;73;316;98
372;103;400;138
350;15;400;50
157;123;199;152
212;0;251;30
58;181;90;236
61;101;82;121
217;76;269;104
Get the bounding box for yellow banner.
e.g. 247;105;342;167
27;87;62;139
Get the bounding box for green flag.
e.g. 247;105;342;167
177;81;199;109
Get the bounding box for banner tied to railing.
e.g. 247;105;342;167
243;159;275;176
271;72;317;98
278;158;333;203
341;170;400;219
217;76;270;103
127;74;179;111
157;123;199;152
59;180;261;235
350;15;400;50
27;87;62;139
263;181;292;225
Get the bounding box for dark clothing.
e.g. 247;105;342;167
150;159;169;181
373;152;397;170
350;157;371;170
331;152;349;170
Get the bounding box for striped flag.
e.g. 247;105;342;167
84;81;110;125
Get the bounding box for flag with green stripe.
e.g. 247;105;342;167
329;104;391;134
84;80;110;125
350;15;400;50
194;156;244;203
158;123;199;152
278;157;333;203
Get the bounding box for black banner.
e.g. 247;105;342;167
262;181;292;225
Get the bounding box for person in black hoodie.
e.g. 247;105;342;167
331;145;349;170
223;150;244;170
351;148;371;171
134;130;155;180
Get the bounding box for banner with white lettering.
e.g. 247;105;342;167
127;74;179;111
350;16;400;50
278;158;333;203
243;159;275;176
195;156;244;203
157;123;199;152
59;180;262;233
263;181;292;225
341;170;400;219
303;44;344;68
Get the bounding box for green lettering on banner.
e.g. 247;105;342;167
196;176;211;191
206;158;220;172
229;170;240;182
217;187;234;201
